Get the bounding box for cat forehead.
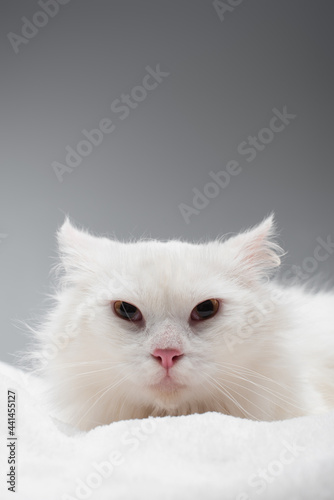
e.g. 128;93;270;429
112;239;226;269
58;215;280;299
102;239;232;294
100;240;233;309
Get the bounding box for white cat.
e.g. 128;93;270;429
29;215;334;430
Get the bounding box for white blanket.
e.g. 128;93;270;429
0;361;333;500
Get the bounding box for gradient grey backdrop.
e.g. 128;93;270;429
1;1;334;363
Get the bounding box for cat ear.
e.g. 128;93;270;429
57;218;102;278
58;217;96;250
225;214;284;283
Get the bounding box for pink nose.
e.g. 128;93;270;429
152;349;183;370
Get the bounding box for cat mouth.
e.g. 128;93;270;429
150;374;185;392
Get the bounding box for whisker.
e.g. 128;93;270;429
212;361;297;394
75;372;131;428
203;372;260;420
198;378;228;414
216;374;303;414
211;365;305;411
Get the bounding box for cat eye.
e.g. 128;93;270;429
113;301;143;322
190;299;220;321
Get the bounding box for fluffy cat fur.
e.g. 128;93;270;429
28;215;334;430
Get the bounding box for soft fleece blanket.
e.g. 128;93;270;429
0;362;333;500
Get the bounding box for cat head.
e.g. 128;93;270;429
44;215;284;427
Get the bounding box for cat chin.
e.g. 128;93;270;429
146;378;190;410
150;396;189;414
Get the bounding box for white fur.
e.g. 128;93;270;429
29;215;334;430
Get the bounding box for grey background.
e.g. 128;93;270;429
1;1;333;364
